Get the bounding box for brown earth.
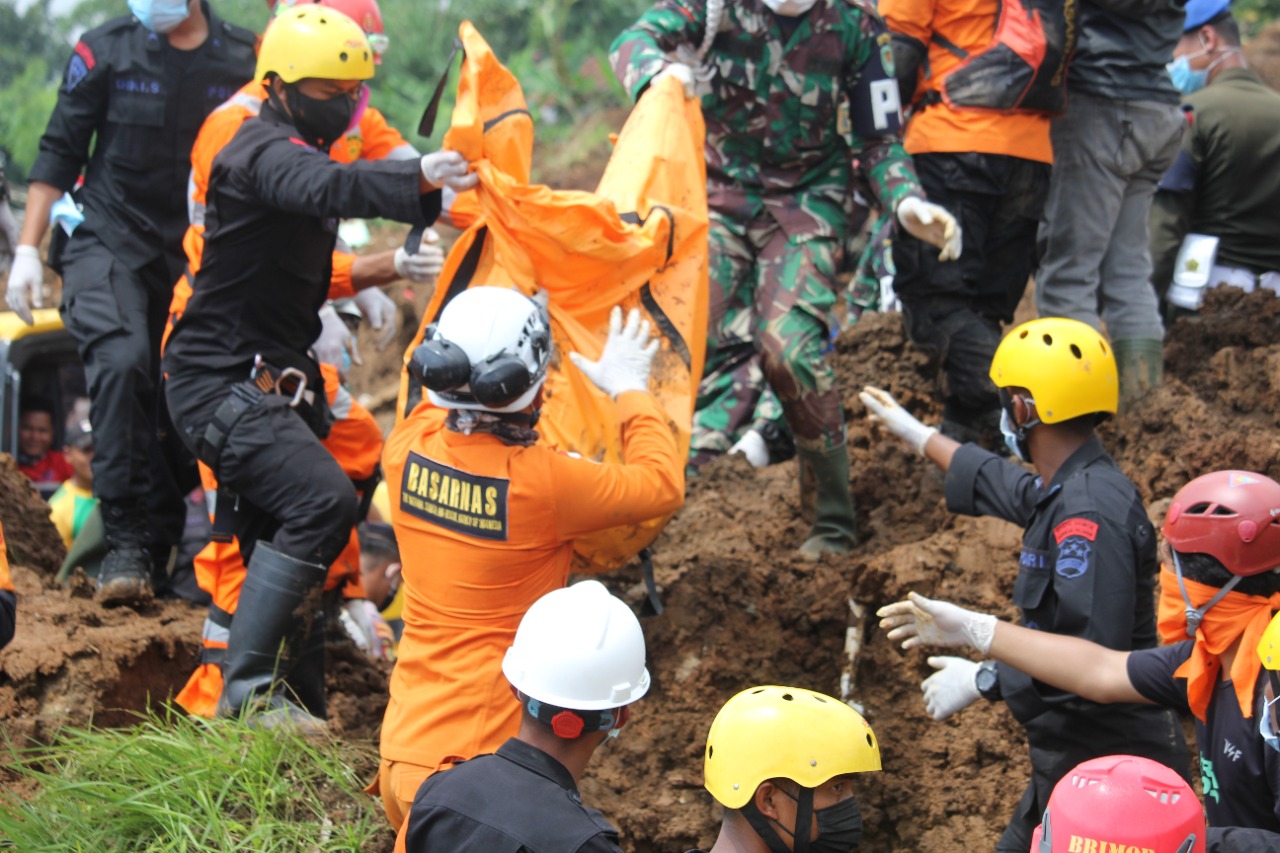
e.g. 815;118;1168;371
3;287;1280;851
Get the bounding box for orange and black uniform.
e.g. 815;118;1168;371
0;521;14;650
881;0;1053;442
375;391;683;827
164;102;438;569
162;78;418;350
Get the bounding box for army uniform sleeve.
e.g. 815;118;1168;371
550;391;685;541
1150;128;1198;298
944;444;1041;527
609;0;706;103
27;30;114;191
843;7;922;214
249;137;439;226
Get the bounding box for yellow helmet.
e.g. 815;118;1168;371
989;318;1119;423
703;686;881;809
1258;612;1280;671
256;4;375;84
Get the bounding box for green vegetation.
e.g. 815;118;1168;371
1;0;650;183
0;709;389;852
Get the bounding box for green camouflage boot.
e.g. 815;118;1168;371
1112;338;1164;411
796;443;857;559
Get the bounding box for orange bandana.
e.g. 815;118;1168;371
1157;568;1280;722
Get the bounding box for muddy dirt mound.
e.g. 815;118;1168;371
4;288;1279;852
0;455;67;573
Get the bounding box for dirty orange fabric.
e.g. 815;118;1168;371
0;521;12;593
880;0;1052;163
161;80;414;352
174;364;382;717
397;22;708;574
378;391;682;781
368;758;438;834
1157;568;1280;721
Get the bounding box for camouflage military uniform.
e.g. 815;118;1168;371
611;0;921;467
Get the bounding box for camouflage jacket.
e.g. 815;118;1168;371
610;0;921;241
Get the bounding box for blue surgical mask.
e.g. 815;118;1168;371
128;0;192;33
1000;407;1027;462
1167;54;1210;95
1262;694;1280;753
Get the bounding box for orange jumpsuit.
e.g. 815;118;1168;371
374;391;684;827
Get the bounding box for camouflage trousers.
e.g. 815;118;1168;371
691;212;846;466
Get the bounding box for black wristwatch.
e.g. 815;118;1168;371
975;660;1002;702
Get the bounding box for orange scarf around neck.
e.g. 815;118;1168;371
1157;568;1280;722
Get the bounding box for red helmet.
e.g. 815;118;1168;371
1162;470;1280;577
269;0;387;60
1035;756;1205;853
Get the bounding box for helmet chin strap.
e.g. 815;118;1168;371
1172;548;1243;638
742;785;815;853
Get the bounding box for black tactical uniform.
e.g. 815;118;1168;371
163;101;438;720
945;437;1191;853
27;4;256;597
400;738;624;853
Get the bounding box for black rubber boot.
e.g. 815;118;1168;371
286;613;328;721
217;542;329;737
96;498;154;606
796;443;857;559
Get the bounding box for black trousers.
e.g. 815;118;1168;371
58;235;188;558
165;368;356;568
892;152;1050;436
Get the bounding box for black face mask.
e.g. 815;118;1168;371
279;82;357;150
743;786;863;853
810;797;863;853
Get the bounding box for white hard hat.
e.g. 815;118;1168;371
417;286;551;413
502;580;650;711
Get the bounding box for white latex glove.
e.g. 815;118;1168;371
355;286;398;350
0;199;19;271
393;244;444;283
858;385;937;455
897;196;963;262
312;303;352;368
6;245;43;326
339;599;394;660
922;656;982;721
729;429;770;468
569;306;660;399
878;591;998;653
421;150;479;192
653;62;697;99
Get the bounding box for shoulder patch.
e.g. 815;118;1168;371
1053;518;1098;544
1055;537;1092;579
399;451;509;541
65;53;90;93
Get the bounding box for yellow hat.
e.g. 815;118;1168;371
256;4;375;84
989;317;1118;423
703;686;881;809
1258;611;1280;671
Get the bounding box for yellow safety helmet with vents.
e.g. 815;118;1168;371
703;686;881;809
989;317;1119;423
1259;612;1280;671
256;4;375;84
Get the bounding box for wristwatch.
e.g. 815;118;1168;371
975;660;1002;702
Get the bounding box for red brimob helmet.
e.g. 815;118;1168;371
270;0;387;61
1035;756;1205;853
1163;470;1280;577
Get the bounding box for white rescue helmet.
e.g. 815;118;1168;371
416;286;551;413
502;580;650;711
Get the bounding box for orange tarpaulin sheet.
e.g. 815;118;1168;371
397;22;708;573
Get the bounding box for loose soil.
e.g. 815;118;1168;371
3;287;1279;851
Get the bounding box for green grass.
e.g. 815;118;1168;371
0;708;391;852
